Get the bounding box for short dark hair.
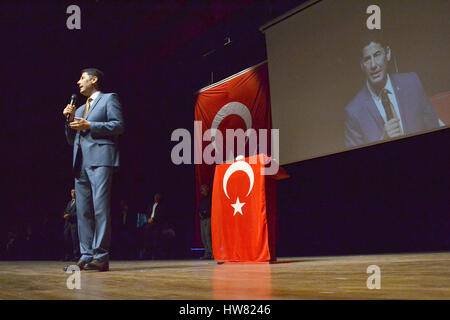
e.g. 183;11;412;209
81;68;104;89
358;29;388;55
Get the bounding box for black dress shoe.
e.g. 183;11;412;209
63;259;88;272
84;259;109;272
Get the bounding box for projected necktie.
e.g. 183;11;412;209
380;89;395;121
83;98;93;119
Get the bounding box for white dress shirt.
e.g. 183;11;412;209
89;91;100;102
150;203;158;219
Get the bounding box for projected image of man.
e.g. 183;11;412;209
344;31;440;147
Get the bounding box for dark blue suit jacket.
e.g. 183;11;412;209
344;73;439;147
65;92;124;168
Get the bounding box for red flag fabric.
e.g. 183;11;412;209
194;62;272;246
211;154;277;262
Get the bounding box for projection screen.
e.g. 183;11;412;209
262;0;450;165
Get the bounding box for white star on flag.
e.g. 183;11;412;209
231;197;245;216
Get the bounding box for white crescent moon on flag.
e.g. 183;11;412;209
222;159;254;199
210;101;252;152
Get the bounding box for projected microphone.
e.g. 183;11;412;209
66;94;77;122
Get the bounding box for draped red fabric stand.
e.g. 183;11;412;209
211;154;288;263
193;62;272;247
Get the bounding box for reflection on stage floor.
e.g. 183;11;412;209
0;252;448;299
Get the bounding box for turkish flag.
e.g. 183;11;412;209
211;154;278;262
194;62;272;246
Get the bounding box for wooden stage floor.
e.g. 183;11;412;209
0;252;448;300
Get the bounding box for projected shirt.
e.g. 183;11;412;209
366;75;404;134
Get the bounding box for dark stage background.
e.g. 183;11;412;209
0;0;448;260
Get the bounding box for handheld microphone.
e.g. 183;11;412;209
66;94;77;122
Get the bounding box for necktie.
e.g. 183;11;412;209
380;89;395;121
78;98;92;149
83;98;93;119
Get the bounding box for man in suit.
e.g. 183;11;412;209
144;193;165;259
344;31;440;147
198;184;213;260
63;188;79;261
63;68;124;271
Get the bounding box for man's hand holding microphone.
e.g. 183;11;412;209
63;94;91;130
383;117;402;140
63;104;76;122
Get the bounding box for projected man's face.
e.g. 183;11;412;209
360;42;391;90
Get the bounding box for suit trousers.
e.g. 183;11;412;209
200;217;213;257
144;223;162;258
63;222;80;258
75;150;113;263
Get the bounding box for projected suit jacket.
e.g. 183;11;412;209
344;72;439;148
65;92;124;169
